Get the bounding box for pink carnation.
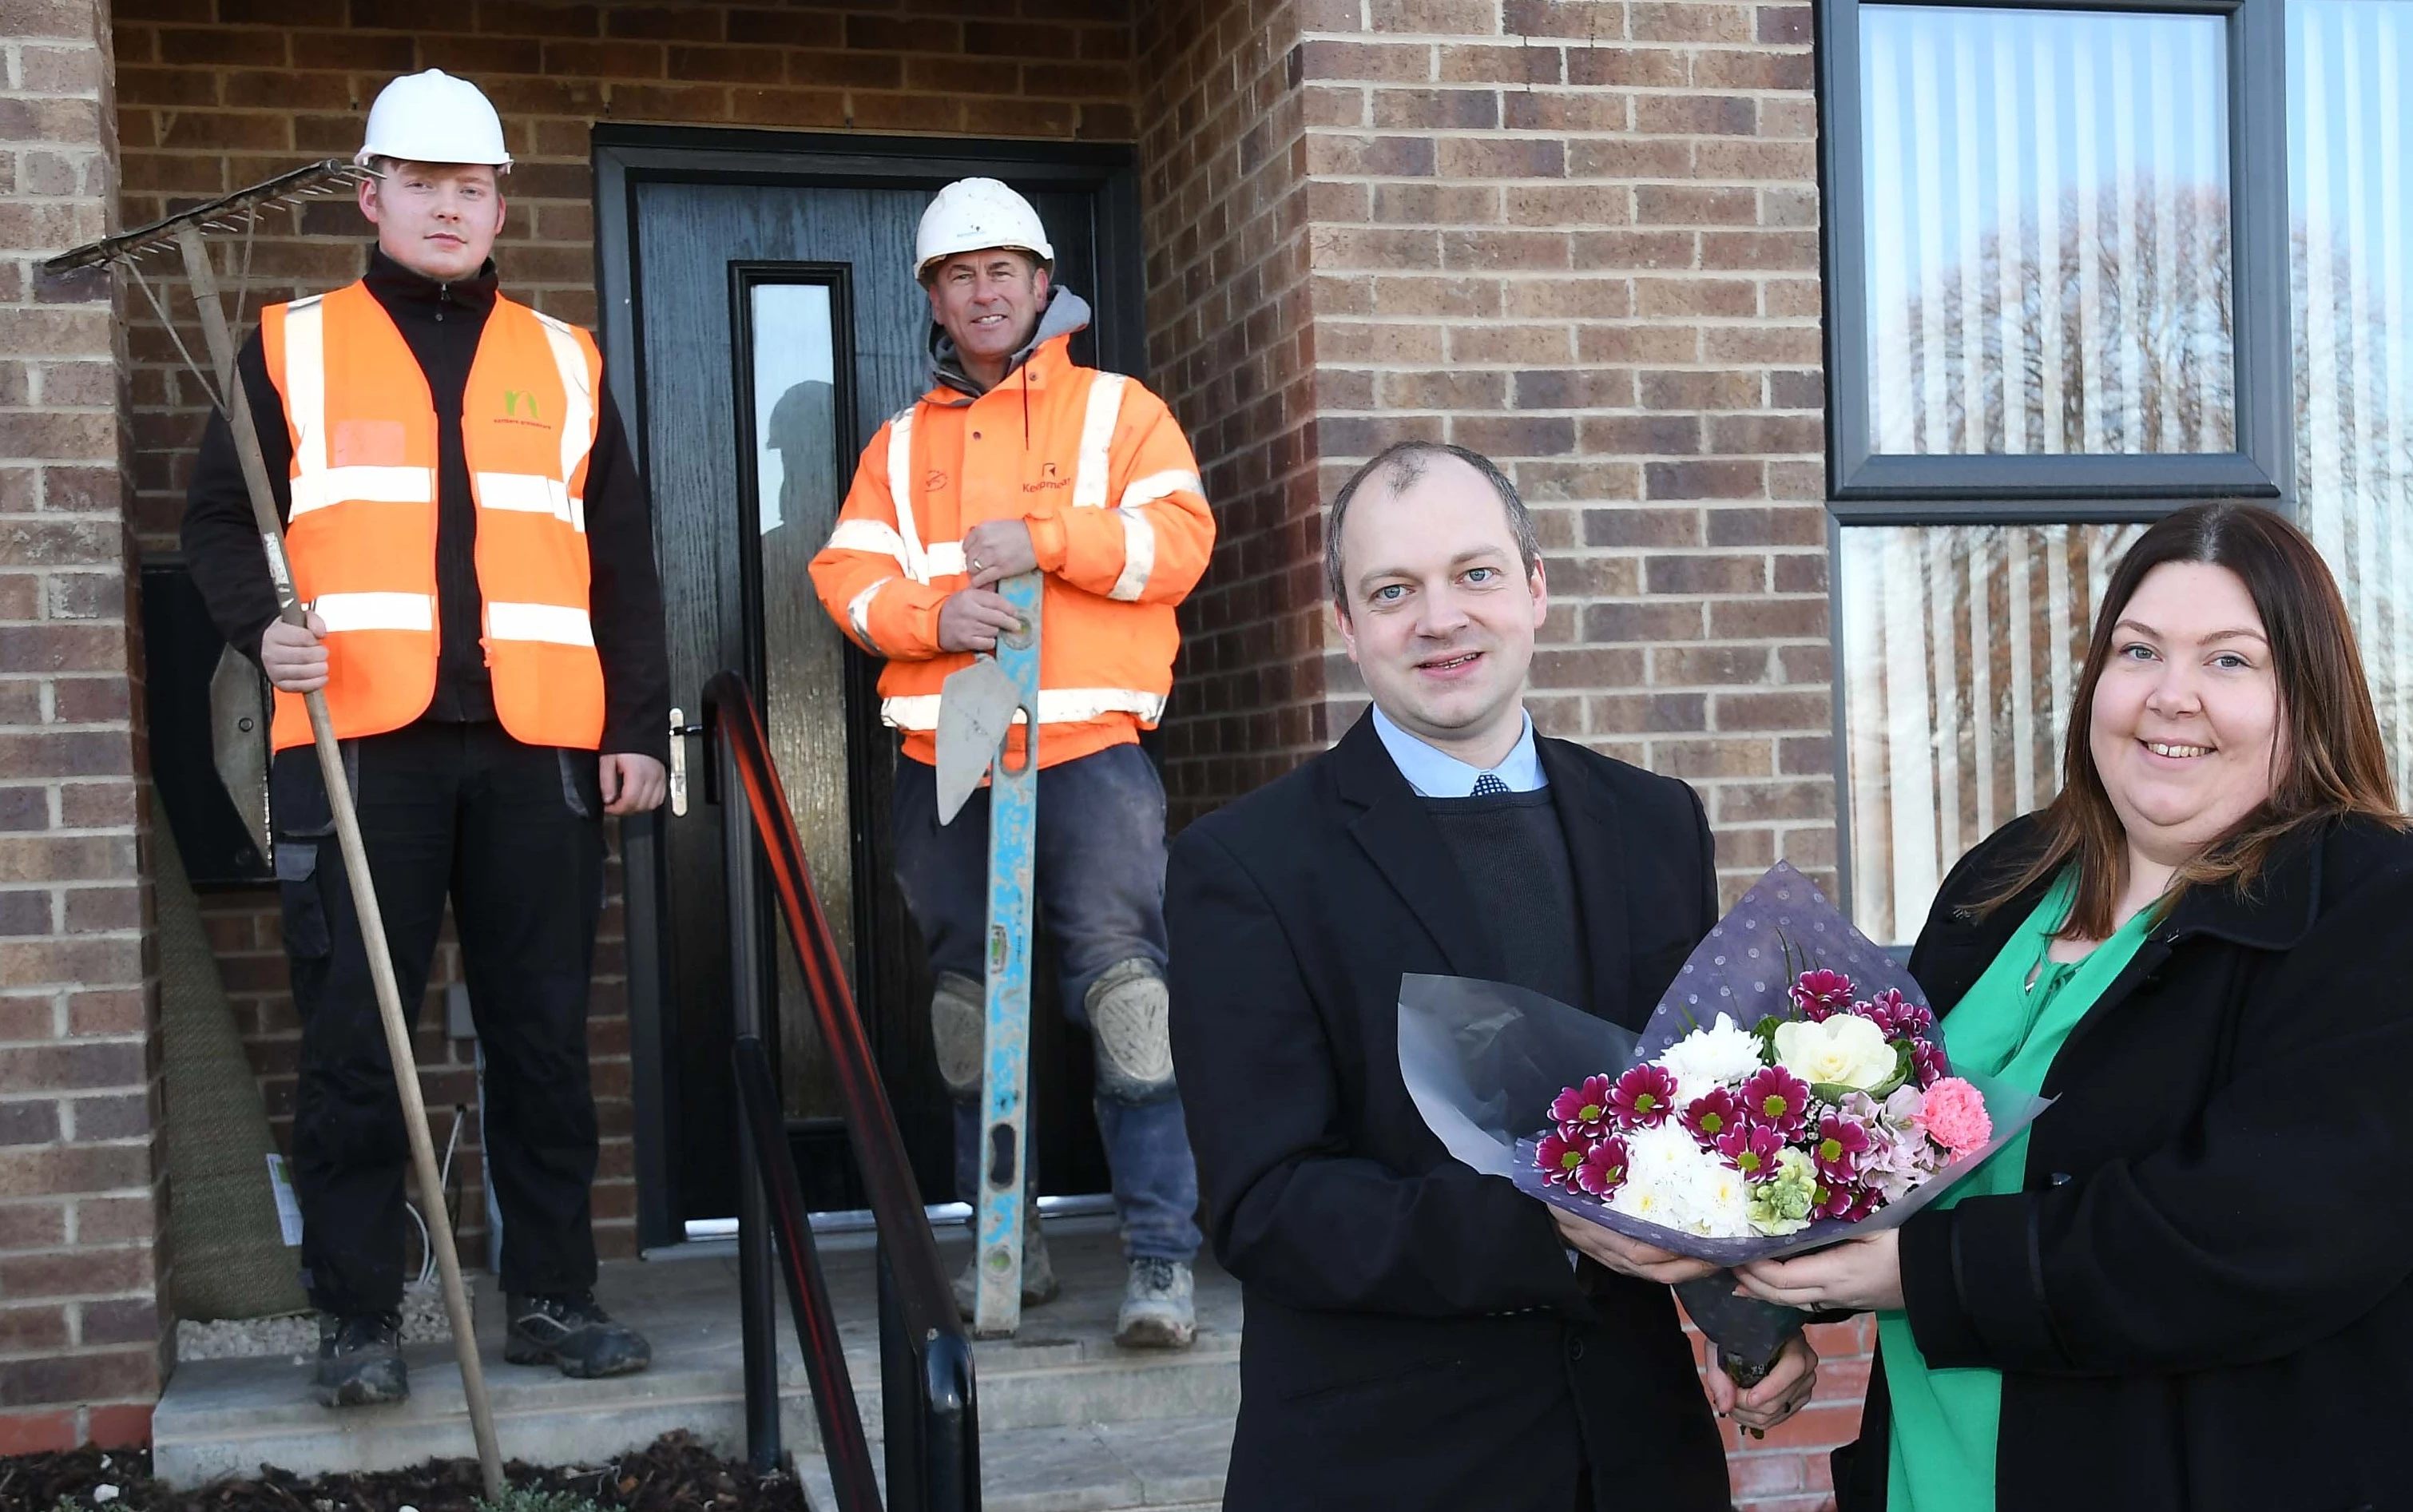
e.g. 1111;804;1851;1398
1915;1077;1992;1154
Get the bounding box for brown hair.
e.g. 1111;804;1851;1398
1977;501;2403;939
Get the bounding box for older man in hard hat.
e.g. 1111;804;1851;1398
182;69;669;1407
811;178;1216;1347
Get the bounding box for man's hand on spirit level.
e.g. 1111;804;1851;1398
938;589;1022;653
962;518;1038;589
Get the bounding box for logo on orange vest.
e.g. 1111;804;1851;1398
1023;458;1069;493
503;389;541;421
924;470;948;493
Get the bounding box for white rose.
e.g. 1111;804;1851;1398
1772;1014;1899;1091
1656;1014;1766;1095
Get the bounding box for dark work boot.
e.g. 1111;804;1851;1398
504;1292;652;1379
312;1312;408;1407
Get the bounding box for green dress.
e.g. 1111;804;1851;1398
1878;872;2157;1510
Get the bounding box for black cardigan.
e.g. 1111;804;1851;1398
1837;812;2413;1512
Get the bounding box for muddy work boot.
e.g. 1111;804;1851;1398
504;1292;652;1379
1116;1257;1197;1349
312;1311;408;1407
953;1213;1061;1320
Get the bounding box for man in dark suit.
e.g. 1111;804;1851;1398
1165;442;1817;1511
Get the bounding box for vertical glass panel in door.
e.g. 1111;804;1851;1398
2291;1;2413;798
1859;6;2234;454
1840;522;2147;946
749;280;853;1119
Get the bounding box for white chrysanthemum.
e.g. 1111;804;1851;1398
1613;1121;1720;1231
1607;1177;1677;1227
1657;1013;1767;1097
1678;1159;1756;1239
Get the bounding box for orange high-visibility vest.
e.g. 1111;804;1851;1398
260;281;606;752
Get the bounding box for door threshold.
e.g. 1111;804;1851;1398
644;1193;1117;1260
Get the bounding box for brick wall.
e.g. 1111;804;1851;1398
0;0;168;1456
1135;0;1327;827
1292;0;1836;908
109;0;1141;1267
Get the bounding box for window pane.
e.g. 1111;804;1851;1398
1840;522;2147;946
750;280;852;1117
2292;1;2413;800
1860;6;2236;456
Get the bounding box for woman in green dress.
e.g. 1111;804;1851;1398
1737;502;2413;1512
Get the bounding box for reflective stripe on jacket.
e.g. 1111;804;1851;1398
261;280;606;752
808;331;1214;770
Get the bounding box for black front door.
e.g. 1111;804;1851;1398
597;129;1145;1246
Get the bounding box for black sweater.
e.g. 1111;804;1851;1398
181;248;669;762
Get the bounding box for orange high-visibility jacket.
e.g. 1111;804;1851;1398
809;333;1215;770
260;280;607;752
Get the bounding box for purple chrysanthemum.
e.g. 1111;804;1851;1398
1714;1121;1788;1183
1609;1064;1681;1129
1863;987;1934;1038
1535;1130;1589;1188
1680;1087;1744;1149
1812;1181;1881;1223
1574;1135;1630;1199
1550;1074;1616;1141
1789;968;1856;1022
1911;1039;1949;1089
1812;1113;1873;1184
1739;1066;1812;1137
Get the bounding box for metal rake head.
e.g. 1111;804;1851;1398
43;157;372;275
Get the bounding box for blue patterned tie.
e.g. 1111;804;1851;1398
1470;772;1510;796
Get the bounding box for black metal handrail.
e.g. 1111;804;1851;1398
734;1034;881;1508
706;670;978;1511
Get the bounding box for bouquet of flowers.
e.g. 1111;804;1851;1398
1528;970;1996;1240
1397;863;2046;1383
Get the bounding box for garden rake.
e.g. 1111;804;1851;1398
49;159;507;1498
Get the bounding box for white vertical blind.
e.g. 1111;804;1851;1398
1840;524;2149;945
2294;1;2413;802
1861;6;2236;456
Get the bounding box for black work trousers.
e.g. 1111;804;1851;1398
273;720;605;1317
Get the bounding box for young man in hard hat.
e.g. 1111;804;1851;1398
182;69;670;1407
811;178;1216;1347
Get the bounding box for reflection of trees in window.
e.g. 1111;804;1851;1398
1877;182;2236;456
1843;523;2147;945
2290;0;2413;800
2295;232;2413;800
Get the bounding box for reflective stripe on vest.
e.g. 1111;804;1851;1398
879;374;1129;589
881;686;1168;732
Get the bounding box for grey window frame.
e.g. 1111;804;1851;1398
1818;0;2296;525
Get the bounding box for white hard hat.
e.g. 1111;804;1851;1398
355;69;512;169
915;177;1053;284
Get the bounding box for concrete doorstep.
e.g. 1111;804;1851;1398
149;1217;1239;1512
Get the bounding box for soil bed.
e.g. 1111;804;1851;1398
0;1431;809;1512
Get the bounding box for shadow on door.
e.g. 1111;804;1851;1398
595;129;1146;1248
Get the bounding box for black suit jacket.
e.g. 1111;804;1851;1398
1166;712;1732;1512
1837;813;2413;1512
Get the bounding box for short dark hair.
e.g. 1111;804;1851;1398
1324;441;1540;610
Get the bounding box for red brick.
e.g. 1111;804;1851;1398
0;1409;75;1454
0;1349;160;1411
88;1402;154;1448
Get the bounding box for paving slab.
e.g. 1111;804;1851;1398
797;1414;1236;1512
149;1216;1240;1491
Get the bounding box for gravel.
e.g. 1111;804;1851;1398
175;1278;470;1362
